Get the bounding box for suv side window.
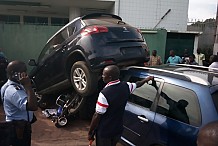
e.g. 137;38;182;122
157;83;201;126
212;91;218;113
128;76;161;110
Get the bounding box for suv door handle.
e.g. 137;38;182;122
137;115;149;122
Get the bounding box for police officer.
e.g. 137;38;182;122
1;60;38;146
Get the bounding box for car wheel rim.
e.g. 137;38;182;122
73;68;87;91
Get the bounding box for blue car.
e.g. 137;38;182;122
120;64;218;146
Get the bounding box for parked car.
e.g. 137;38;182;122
120;64;218;146
28;13;149;112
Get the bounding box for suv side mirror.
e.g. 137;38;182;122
28;59;37;66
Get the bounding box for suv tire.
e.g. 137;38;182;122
71;61;98;96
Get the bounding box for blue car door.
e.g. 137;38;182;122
122;77;163;146
148;82;201;146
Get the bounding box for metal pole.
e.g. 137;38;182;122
213;2;218;55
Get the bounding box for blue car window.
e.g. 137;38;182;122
157;83;201;126
128;76;161;109
212;91;218;113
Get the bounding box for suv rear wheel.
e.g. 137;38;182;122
70;61;98;96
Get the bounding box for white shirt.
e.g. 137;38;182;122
209;62;218;72
194;53;205;66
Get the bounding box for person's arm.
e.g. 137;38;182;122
88;92;108;140
88;112;101;140
135;76;153;88
178;56;182;64
158;56;162;65
19;72;38;111
166;57;169;63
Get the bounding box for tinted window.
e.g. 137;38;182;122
212;91;218;113
128;76;161;110
24;16;48;25
51;17;69;26
37;22;78;62
0;15;20;24
156;83;201;126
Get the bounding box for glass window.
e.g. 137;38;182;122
0;15;20;24
24;16;48;25
128;76;161;110
51;17;69;26
156;83;201;126
212;91;218;113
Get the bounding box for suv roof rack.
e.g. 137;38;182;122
124;66;192;82
175;64;209;71
124;66;213;86
81;13;122;21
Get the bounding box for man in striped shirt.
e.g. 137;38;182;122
88;65;153;146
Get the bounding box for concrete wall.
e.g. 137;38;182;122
0;24;61;71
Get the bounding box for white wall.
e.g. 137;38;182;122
116;0;188;31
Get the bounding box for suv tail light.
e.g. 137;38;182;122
81;26;108;37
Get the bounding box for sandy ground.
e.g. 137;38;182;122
0;105;95;146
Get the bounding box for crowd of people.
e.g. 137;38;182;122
145;48;218;72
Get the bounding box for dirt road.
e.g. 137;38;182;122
0;105;94;146
0;105;123;146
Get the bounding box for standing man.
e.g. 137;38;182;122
88;65;153;146
194;48;205;66
1;60;38;146
166;50;182;64
209;55;218;72
148;50;162;66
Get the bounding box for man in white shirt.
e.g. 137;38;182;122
194;48;205;66
209;55;218;72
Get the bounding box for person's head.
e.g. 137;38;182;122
170;50;175;57
209;55;218;64
189;54;195;62
197;48;201;54
152;50;157;56
6;60;27;79
184;49;189;57
102;65;120;83
177;99;188;109
197;121;218;146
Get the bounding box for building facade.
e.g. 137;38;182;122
0;0;189;31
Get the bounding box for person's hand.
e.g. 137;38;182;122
88;131;95;141
147;76;154;81
19;72;32;87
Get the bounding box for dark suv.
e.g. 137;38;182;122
28;13;148;109
120;64;218;146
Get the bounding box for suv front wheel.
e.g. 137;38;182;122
70;61;98;96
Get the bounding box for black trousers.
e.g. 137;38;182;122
96;134;121;146
0;121;31;146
